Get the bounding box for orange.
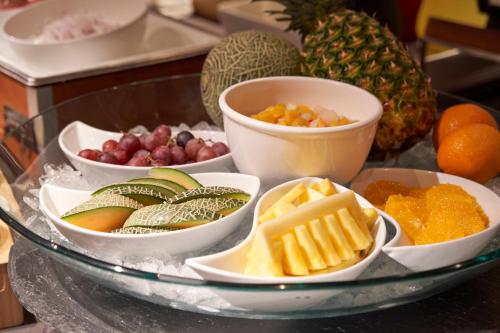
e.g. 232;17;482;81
437;123;500;183
433;103;498;149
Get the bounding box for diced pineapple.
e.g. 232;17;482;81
273;202;297;217
310;179;336;196
299;188;326;205
281;233;309;276
323;214;356;261
291;117;308;126
336;208;372;251
284;108;301;124
308;218;341;267
294;224;327;271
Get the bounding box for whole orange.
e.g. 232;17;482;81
433;103;498;149
437;123;500;183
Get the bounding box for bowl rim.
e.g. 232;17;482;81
352;167;500;249
219;76;383;135
1;0;148;46
58;120;233;172
187;176;387;283
39;172;260;239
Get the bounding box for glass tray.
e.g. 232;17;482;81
1;74;499;319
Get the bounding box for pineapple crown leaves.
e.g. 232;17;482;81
254;0;350;36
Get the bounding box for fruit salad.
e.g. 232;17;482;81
245;179;377;277
364;181;489;245
250;104;356;127
77;124;229;167
60;168;249;233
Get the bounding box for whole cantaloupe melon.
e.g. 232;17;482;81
201;30;301;128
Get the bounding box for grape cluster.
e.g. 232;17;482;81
77;125;229;166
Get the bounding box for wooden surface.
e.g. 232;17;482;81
425;17;500;55
0;168;23;329
51;55;206;105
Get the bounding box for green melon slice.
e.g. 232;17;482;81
178;197;246;216
92;183;175;205
123;203;221;229
148;168;202;189
61;194;143;232
166;186;250;204
127;177;187;194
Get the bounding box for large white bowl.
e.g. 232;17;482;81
219;76;383;187
1;0;147;68
39;172;260;258
186;177;386;311
59;121;234;185
351;168;500;271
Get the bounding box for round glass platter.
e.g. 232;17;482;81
1;74;499;319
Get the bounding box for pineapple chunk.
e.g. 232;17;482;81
294;224;327;271
245;231;284;276
273;202;297;217
310;179;336;196
323;214;356;261
282;233;309;276
308;218;341;267
299;188;326;205
336;208;372;251
363;208;378;229
259;183;306;222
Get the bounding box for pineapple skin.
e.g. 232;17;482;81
300;9;437;160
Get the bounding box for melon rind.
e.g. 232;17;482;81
201;30;301;127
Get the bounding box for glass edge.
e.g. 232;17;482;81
1;75;499;290
3;207;499;291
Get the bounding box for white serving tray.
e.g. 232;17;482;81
0;8;219;86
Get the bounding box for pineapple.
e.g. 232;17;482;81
269;0;437;160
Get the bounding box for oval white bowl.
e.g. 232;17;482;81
39;172;260;257
351;168;500;272
218;76;383;187
185;177;386;311
59;121;234;185
1;0;147;68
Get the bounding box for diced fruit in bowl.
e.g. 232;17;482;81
76;124;230;167
251;104;356;127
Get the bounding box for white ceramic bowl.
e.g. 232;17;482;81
351;168;500;271
2;0;147;68
219;76;383;187
39;172;260;258
186;177;386;311
59;121;234;185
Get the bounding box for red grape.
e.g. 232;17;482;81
175;131;194;148
153;124;171;143
112;149;129;165
118;134;141;154
170;146;187;164
196;146;217;162
134;149;150;158
126;156;149;166
212;142;230;156
78;149;100;161
151;159;168;166
185;138;205;161
98;152;119;164
142;133;162;152
102;139;118;153
151;146;171;164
